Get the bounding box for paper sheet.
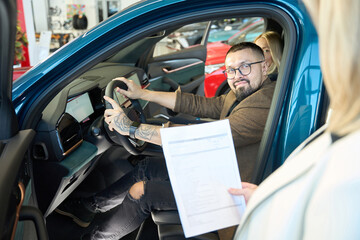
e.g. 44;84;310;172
160;119;246;238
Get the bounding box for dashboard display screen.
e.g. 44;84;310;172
66;92;94;122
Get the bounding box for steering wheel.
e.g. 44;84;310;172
104;80;147;155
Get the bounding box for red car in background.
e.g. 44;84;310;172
204;65;228;97
204;18;265;97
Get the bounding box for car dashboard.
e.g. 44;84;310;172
31;63;149;217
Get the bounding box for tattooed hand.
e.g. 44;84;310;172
103;96;132;136
112;77;144;100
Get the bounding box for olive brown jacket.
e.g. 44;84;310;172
173;78;275;182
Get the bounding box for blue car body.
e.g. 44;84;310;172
2;0;324;239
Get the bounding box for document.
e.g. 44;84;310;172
160;119;246;238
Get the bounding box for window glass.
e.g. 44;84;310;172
153;18;265;58
207;18;244;43
153;22;209;57
228;17;265;45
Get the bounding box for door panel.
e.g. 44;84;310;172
145;22;209;121
147;20;209;94
0;0;48;239
0;130;36;239
147;45;207;93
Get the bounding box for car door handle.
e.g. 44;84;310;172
162;61;203;74
10;182;49;240
162;67;172;74
19;206;49;240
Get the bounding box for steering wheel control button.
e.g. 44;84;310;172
129;121;140;139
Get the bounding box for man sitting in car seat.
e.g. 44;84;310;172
56;42;276;240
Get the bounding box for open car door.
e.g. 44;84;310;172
0;0;47;239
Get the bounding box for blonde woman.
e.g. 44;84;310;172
254;31;283;80
231;0;360;239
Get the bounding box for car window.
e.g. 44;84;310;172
153;22;209;57
207;18;244;43
244;25;265;41
228;18;265;45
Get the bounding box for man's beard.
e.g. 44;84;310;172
233;80;259;101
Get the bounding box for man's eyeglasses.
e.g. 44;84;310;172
223;60;264;79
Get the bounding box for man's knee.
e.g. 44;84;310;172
129;181;144;200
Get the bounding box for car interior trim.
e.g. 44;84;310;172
162;61;203;74
62;139;83;156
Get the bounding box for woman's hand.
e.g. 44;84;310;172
112;77;145;100
103;96;132;136
228;182;258;204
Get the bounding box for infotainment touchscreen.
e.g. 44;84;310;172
66;92;94;122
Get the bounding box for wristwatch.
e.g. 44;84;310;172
129;121;140;139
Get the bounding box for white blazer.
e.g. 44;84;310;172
234;127;360;240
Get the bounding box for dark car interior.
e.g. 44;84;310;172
30;26;209;239
20;11;290;240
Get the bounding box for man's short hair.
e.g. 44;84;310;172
226;42;265;60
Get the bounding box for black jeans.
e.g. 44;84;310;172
86;157;177;240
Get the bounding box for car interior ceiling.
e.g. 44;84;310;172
26;12;290;239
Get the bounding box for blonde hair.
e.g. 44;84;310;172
303;0;360;136
254;31;283;75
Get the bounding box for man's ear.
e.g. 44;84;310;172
262;62;269;76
